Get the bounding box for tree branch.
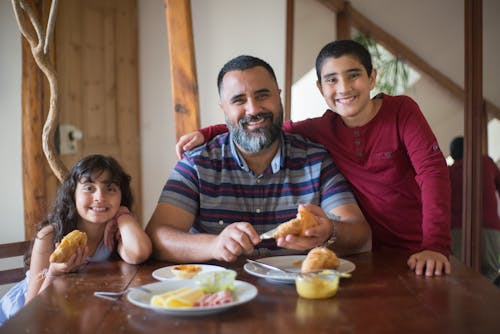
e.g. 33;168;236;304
12;0;68;183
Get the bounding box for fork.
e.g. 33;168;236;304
94;286;152;301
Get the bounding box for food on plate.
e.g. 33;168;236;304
195;270;236;293
171;264;202;279
150;287;236;308
194;290;234;307
295;270;339;299
49;230;88;263
301;247;340;273
151;287;204;307
273;206;318;239
150;270;237;308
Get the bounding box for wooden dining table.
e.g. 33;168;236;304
1;248;499;334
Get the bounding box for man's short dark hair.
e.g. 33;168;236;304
217;55;278;94
315;39;373;83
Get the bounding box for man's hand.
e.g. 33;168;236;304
176;131;205;159
407;250;451;276
276;204;333;250
210;222;260;262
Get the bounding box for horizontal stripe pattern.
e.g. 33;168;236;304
159;133;355;241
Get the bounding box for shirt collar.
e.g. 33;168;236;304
229;132;285;175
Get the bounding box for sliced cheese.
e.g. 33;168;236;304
150;287;191;307
164;288;204;308
150;287;204;308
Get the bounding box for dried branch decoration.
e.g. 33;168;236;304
12;0;68;182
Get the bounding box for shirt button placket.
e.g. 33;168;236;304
354;129;363;160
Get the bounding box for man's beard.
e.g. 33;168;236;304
227;108;283;153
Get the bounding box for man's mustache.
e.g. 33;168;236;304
239;112;273;126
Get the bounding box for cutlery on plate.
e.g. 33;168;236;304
94;286;152;301
246;258;351;277
245;258;295;273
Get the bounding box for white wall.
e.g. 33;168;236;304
0;1;24;244
0;0;24;296
192;0;286;127
138;0;175;225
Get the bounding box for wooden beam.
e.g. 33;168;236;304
284;0;294;121
21;0;48;240
164;0;200;140
485;100;500;120
317;0;345;13
336;1;351;39
463;0;482;271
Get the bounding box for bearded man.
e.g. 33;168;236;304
146;55;370;263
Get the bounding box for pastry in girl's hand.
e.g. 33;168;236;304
171;264;202;279
301;247;340;273
49;230;88;263
273;206;319;239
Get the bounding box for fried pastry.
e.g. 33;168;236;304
49;230;88;263
273;206;319;239
301;247;340;273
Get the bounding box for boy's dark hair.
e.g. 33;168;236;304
25;154;132;267
315;39;373;82
217;55;278;94
450;136;464;161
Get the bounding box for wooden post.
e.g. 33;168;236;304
463;0;482;271
21;26;47;240
164;0;200;139
284;0;294;121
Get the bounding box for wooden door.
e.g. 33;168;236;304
48;0;142;218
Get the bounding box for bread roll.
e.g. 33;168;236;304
273;206;318;239
301;247;340;273
49;230;88;263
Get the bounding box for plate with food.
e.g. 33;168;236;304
128;270;258;316
244;248;355;283
152;264;227;281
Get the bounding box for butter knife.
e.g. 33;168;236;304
246;258;290;273
259;226;279;240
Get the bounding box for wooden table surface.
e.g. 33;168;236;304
1;248;499;334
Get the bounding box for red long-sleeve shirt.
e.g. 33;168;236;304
201;94;451;256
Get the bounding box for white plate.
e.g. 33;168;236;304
244;255;355;283
127;280;258;316
152;264;226;281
